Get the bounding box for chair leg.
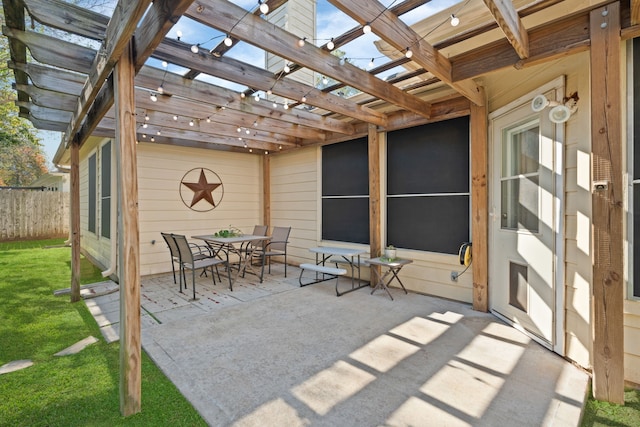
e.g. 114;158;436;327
284;253;287;277
171;260;177;284
191;268;197;301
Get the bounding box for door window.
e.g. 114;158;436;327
500;120;540;232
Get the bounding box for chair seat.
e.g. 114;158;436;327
187;257;226;270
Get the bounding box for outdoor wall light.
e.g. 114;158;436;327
531;92;579;124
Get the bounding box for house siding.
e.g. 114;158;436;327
138;143;262;276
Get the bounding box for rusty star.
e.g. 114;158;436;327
181;169;221;208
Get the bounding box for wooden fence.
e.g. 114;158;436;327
0;190;70;241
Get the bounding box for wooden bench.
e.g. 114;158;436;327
298;263;347;294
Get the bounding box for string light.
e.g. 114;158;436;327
240;92;246;99
327;38;335;50
273;102;277;108
368;58;375;69
254;93;260;102
322;76;328;85
189;119;195;126
405;47;413;58
176;30;182;41
150;136;155;142
142;123;148;129
450;14;460;26
161;61;168;68
362;22;371;34
157;84;164;94
258;0;269;14
144;114;150;121
224;35;233;47
283;101;289;110
173;115;178;121
297;37;306;47
283;63;291;73
301;95;307;103
157;130;161;135
206;117;211;123
150;93;157;102
237;127;242;132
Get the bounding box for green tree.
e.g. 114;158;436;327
0;33;49;186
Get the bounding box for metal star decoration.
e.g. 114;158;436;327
181;169;221;208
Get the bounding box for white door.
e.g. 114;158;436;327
489;92;559;348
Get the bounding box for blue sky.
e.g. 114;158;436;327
40;0;459;167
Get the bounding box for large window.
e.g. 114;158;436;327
387;118;470;254
88;153;96;234
100;141;111;239
321;138;369;244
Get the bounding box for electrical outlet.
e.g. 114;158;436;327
450;271;458;282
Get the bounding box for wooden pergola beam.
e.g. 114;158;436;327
64;0;152;146
482;0;529;59
153;38;388;126
328;0;483;107
590;1;624;404
187;0;432;119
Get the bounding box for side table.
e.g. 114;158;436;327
366;257;413;300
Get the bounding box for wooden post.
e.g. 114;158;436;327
115;39;142;416
70;141;81;303
470;91;488;312
263;155;271;227
590;2;624;404
368;124;381;280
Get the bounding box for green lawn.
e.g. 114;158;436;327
0;239;206;426
581;386;640;427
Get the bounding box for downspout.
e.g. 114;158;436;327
102;140;118;278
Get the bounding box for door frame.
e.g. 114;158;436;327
488;76;565;355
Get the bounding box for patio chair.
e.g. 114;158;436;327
161;232;217;289
173;233;231;300
256;226;291;278
161;232;181;285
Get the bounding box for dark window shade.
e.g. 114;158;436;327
634;38;640;180
322;137;369;196
100;141;111;239
88;154;96;233
387;117;470;194
322;198;369;244
387;195;469;254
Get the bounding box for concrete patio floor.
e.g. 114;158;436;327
85;264;590;427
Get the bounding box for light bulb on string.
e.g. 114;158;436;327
301;95;307;103
173;115;178;121
240;92;246;99
259;0;269;14
206;117;211;123
405;47;413;58
273;102;277;108
224;35;233;47
322;76;328;85
283;63;290;73
151;136;155;142
161;61;168;68
191;44;199;54
157;130;161;135
176;30;182;40
327;38;335;50
254;93;260;102
150;93;157;102
368;58;375;69
450;14;460;27
363;23;371;34
142;134;147;138
189;119;194;126
144;114;150;121
237;127;242;132
283;101;289;110
297;37;306;47
245;129;250;135
157;85;164;94
267;89;272;95
142;123;148;129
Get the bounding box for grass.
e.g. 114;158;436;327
0;238;206;426
581;386;640;427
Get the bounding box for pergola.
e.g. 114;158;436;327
3;0;639;415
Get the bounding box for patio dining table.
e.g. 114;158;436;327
192;234;270;290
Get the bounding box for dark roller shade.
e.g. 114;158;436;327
322;198;369;244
